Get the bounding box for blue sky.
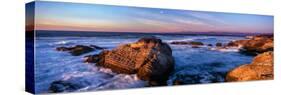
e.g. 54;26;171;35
32;1;273;33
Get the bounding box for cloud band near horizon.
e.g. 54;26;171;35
29;1;273;34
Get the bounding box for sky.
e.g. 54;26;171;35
30;1;274;33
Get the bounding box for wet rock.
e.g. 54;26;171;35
56;45;94;56
49;80;83;93
226;51;273;82
226;41;238;47
69;45;94;56
87;36;174;86
207;44;213;47
189;41;204;46
84;50;109;63
170;41;189;45
56;47;71;51
170;41;204;46
215;43;223;47
84;54;100;63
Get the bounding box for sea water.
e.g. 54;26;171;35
35;34;253;93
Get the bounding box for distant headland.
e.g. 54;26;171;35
35;30;273;37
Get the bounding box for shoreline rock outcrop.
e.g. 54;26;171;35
170;41;204;48
56;45;104;56
85;37;175;86
227;35;273;55
226;51;274;82
170;41;204;46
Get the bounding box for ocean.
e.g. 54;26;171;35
34;32;253;93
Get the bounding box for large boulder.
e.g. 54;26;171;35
56;45;95;56
85;37;174;85
226;51;273;82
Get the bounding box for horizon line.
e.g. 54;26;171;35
32;29;273;35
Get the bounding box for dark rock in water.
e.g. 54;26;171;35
226;41;238;47
170;41;189;45
191;45;200;48
207;44;213;47
84;54;100;63
216;43;223;47
56;47;71;51
84;50;109;63
226;51;273;82
189;41;204;45
170;41;204;46
138;37;162;44
90;45;106;50
56;45;94;56
87;36;174;86
49;80;83;93
69;45;94;56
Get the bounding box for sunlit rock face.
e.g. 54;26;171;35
85;36;175;86
226;51;273;82
226;35;273;55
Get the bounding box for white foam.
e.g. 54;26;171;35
210;47;240;52
166;38;194;43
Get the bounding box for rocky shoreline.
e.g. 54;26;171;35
226;51;273;81
49;35;273;92
225;35;274;82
